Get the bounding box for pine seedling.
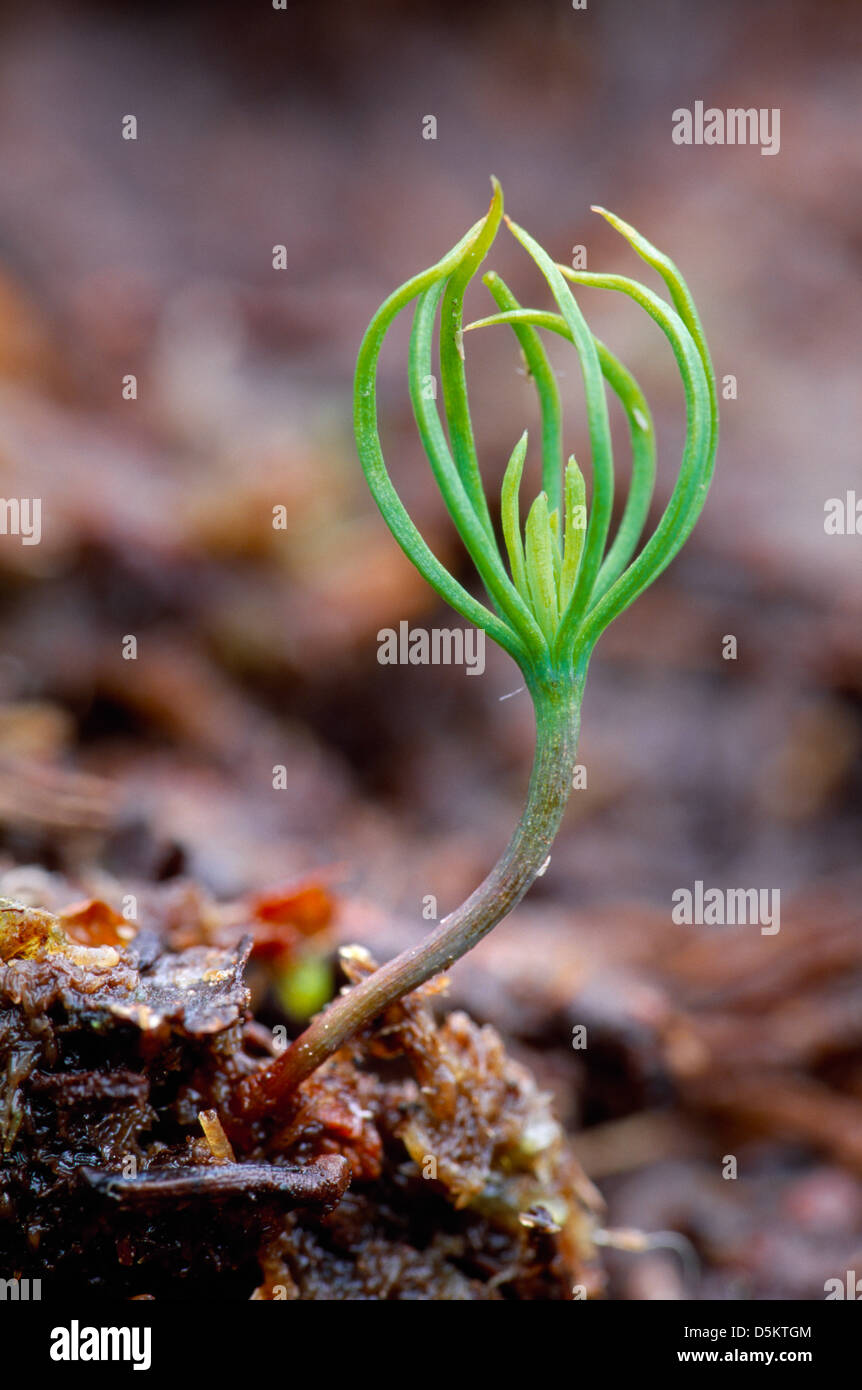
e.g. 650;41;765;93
233;180;718;1119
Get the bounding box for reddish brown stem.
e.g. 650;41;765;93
232;674;582;1123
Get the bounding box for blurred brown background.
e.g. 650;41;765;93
0;0;859;1298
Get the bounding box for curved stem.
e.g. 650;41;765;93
232;671;584;1121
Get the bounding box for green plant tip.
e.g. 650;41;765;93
353;185;718;684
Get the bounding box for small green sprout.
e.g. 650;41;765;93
275;951;334;1023
233;180;718;1119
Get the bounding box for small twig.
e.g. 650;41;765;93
80;1155;349;1209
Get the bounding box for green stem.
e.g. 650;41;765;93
232;671;583;1119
